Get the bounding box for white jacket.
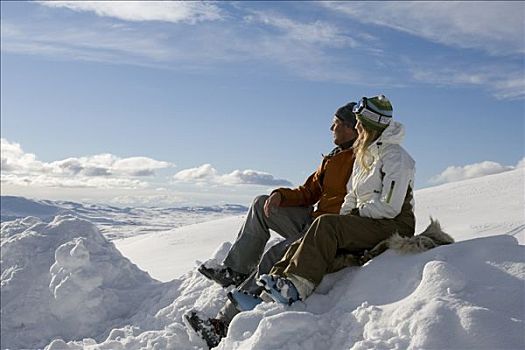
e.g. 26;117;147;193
340;121;415;219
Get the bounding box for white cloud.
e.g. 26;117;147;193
112;157;171;176
173;164;292;187
1;21;174;63
49;154;171;177
1;139;172;189
429;159;521;184
236;10;377;84
39;1;222;24
0;139;48;173
173;164;218;182
245;10;357;48
219;169;293;186
323;2;525;55
410;64;525;100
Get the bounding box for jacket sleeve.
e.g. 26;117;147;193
359;148;415;219
274;162;324;208
340;165;357;215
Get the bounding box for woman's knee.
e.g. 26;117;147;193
314;213;342;227
308;214;341;240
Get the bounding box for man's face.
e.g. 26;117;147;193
330;116;357;146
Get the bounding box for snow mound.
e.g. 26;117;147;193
45;243;234;350
215;236;524;350
0;215;177;349
39;233;524;350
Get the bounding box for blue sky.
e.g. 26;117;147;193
1;1;524;207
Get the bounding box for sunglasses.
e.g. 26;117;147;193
353;97;390;125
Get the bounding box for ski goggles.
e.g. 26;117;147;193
353;97;391;125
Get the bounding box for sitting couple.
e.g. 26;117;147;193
186;94;416;348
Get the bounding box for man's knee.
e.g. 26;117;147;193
252;194;269;211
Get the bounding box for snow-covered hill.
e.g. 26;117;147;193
414;167;524;242
1;168;524;349
1;196;247;240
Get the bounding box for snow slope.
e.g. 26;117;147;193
1;168;524;349
414;167;524;242
114;217;246;281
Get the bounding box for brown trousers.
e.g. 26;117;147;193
270;189;415;285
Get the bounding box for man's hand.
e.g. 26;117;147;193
264;192;282;218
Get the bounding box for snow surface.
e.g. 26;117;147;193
114;216;246;282
1;168;524;349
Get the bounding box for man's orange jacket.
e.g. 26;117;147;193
274;147;354;218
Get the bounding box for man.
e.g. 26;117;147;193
187;102;358;348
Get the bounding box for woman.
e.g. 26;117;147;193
257;94;416;304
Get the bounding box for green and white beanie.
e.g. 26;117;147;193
357;94;393;131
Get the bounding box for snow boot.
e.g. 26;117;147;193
184;311;227;349
198;262;248;288
227;289;264;311
257;274;300;305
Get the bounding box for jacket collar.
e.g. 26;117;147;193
326;137;356;157
375;121;405;145
338;139;356;150
367;121;405;158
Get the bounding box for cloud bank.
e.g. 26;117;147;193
429;158;523;185
1;139;172;189
173;164;293;187
1;139;291;191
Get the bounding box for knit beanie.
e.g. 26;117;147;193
335;102;357;128
356;95;393;131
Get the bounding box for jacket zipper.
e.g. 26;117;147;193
386;180;396;204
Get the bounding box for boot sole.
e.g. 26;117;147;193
198;265;233;288
184;311;221;348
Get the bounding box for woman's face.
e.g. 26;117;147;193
356;119;364;135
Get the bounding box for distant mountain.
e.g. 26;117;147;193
1;196;248;240
0;196;69;222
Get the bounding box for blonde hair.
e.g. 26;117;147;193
353;123;382;171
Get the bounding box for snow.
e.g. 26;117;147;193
414;167;524;242
1;215;176;349
1;168;524;350
114;217;245;281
